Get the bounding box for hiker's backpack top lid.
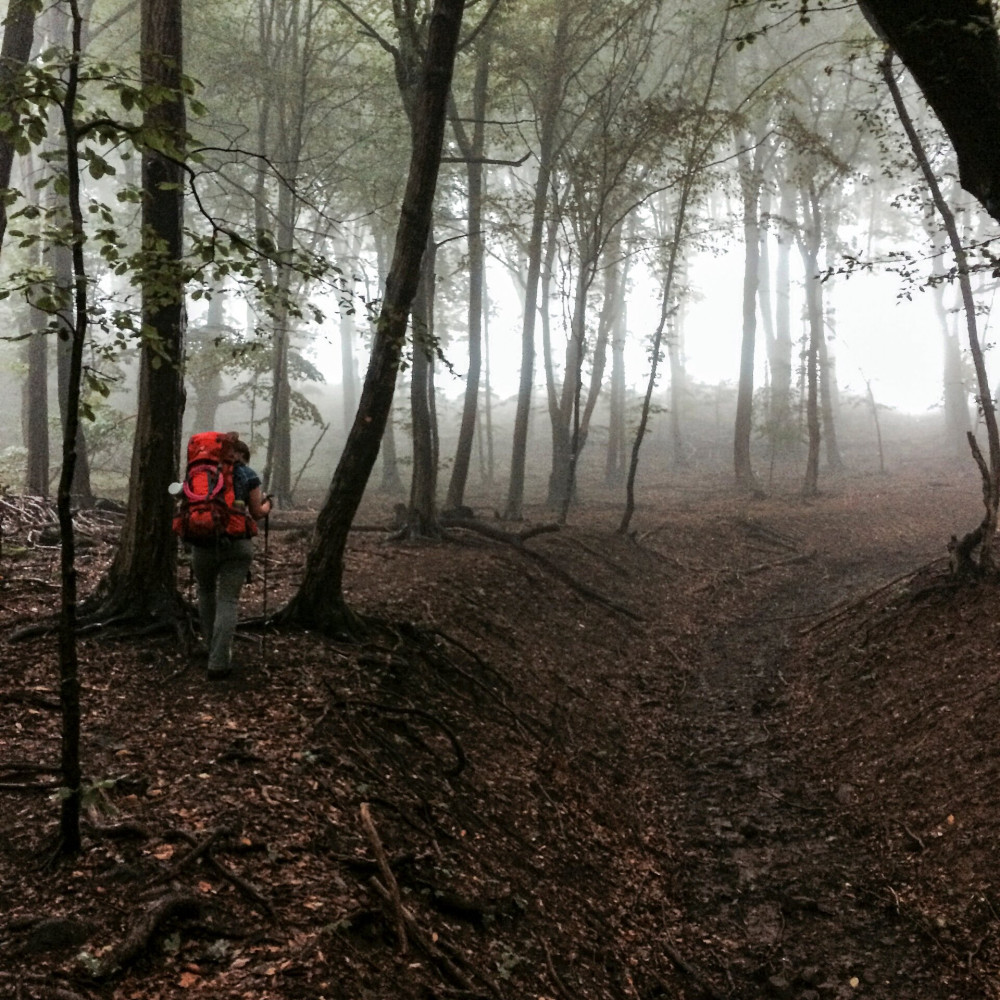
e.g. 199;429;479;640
172;431;258;543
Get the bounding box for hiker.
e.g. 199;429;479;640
189;436;272;679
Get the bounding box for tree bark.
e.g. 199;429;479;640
858;0;1000;222
278;0;465;631
407;231;440;536
734;141;763;492
0;0;38;253
445;31;490;512
881;51;1000;570
799;188;822;498
87;0;186;620
505;10;570;521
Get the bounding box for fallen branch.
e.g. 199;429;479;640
149;827;228;887
166;828;275;919
360;802;408;954
368;877;501;997
0;689;61;711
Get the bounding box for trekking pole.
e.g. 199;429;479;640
261;503;270;668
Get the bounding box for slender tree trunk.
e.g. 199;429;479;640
734;144;762;492
882;52;1000;570
817;310;844;472
551;251;593;516
188;291;226;431
408;232;440;535
446;31;490;511
279;0;465;630
24;227;50;495
620;8;731;534
667;305;687;467
505;10;569;521
338;229;363;441
799;192;822;497
606;242;630;486
927;227;971;455
264;183;295;505
771;182;795;431
579;230;622;454
54;0;90;856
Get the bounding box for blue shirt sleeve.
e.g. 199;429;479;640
233;463;261;504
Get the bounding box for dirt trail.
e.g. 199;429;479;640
2;469;994;1000
649;484;984;999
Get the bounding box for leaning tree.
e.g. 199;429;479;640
859;1;1000;571
276;0;467;633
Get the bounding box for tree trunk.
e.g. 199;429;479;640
87;0;186;620
0;0;38;253
338;230;363;443
734;144;762;492
770;181;795;432
927;230;971;455
817;308;844;473
505;10;569;521
446;30;490;512
264;183;295;506
882;51;1000;571
23;236;50;496
667;305;687;467
606;279;628;486
858;0;1000;223
55;0;89;857
54;241;94;503
800;195;822;498
188;291;227;431
551;251;592;516
407;232;440;536
278;0;465;631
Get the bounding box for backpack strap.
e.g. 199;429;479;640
182;460;226;503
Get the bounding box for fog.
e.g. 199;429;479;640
0;0;996;510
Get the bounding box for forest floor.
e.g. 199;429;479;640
2;456;1000;1000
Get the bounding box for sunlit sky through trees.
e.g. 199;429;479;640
299;242;973;419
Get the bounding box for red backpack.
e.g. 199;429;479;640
172;431;258;545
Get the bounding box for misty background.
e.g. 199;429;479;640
0;0;993;509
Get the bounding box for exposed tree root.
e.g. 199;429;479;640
95;891;208;980
440;518;640;621
331;696;467;777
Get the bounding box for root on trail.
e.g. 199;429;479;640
441;518;641;621
95;891;209;980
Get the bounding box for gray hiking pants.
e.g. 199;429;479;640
191;538;254;674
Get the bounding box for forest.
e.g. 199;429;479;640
4;0;1000;998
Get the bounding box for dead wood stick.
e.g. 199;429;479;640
368;877;491;996
149;827;228;887
168;828;275;918
0;690;61;711
742;551;814;576
360;802;408;954
543;939;576;1000
0;781;63;793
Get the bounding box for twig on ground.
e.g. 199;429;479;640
360;802;408;954
166;827;275;918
